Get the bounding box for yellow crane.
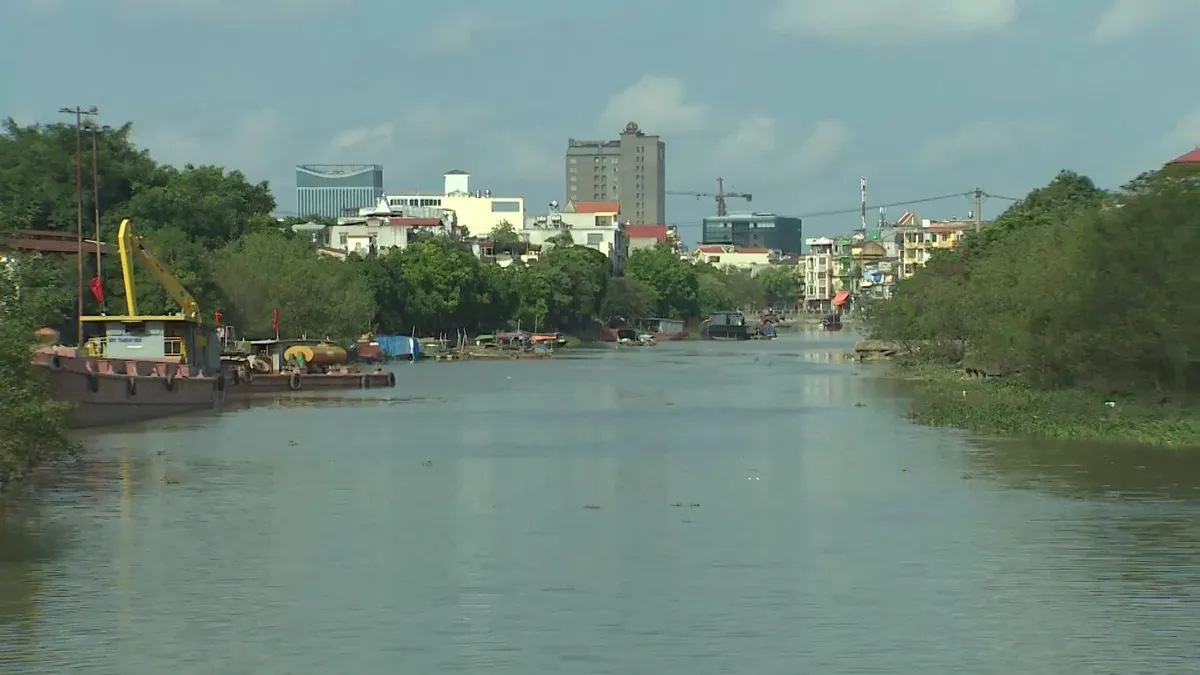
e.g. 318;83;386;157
116;218;202;322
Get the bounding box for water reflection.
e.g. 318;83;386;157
0;501;68;669
3;333;1200;673
967;437;1200;501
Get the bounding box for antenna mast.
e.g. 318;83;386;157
859;176;867;233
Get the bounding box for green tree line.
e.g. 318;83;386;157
865;160;1200;402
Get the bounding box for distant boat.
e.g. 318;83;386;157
600;317;686;342
699;311;750;340
821;314;843;331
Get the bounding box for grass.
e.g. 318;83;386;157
894;362;1200;448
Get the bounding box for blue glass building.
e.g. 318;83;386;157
295;164;384;219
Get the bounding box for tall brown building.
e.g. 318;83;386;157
565;122;665;225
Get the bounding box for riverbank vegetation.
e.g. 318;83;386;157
0;255;76;489
866;161;1200;446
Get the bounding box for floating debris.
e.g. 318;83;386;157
582;504;601;510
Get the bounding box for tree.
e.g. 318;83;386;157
625;245;700;318
756;265;803;309
488;220;520;245
547;230;575;248
601;276;654;321
868;162;1200;400
0;254;75;489
213;231;374;339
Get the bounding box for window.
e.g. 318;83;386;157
339;233;348;246
587;233;603;245
490;200;520;213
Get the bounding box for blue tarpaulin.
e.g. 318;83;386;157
375;334;419;360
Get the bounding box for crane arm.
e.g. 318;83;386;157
116;218;201;321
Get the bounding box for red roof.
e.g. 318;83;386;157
1167;147;1200;165
389;217;442;227
625;224;667;241
573;201;619;213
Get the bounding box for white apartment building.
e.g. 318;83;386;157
384;170;524;237
803;237;834;313
521;203;626;273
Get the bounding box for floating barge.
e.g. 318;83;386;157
223;339;395;394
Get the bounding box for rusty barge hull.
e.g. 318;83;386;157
228;370;396;395
34;356;225;429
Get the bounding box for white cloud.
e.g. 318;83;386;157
26;0;61;12
791;120;853;174
118;0;348;15
915;119;1028;167
398;102;491;138
769;0;1017;43
496;134;559;181
1091;0;1190;43
427;11;489;52
712;114;777;167
324;124;394;158
136;109;285;179
1162;107;1200;153
597;76;709;136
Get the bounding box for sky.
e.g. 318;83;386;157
2;0;1198;239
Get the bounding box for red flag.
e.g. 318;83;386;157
271;307;279;331
213;310;223;324
88;276;104;302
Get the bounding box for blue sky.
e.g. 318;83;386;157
2;0;1198;238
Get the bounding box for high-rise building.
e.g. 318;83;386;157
295;164;384;219
702;213;804;256
565;122;665;225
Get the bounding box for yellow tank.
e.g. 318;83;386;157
283;343;348;367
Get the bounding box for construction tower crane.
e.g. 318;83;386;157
666;178;751;217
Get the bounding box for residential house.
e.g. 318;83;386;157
295;195;453;257
625;224;668;252
898;219;973;278
521;202;626;273
384;171;525;237
802;237;834;313
691;245;774;271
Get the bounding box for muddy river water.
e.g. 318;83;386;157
2;330;1199;673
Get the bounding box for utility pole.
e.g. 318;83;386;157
58;105;98;346
973;187;983;232
88;123;104;314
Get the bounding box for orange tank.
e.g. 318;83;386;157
282;343;348;366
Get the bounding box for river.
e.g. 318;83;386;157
2;330;1199;674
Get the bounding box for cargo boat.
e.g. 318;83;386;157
223;338;395;394
600;317;686;342
30;219;228;428
698;311;750;340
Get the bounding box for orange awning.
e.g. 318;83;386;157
832;290;850;306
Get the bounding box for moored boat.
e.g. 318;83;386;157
223;338;395;393
698;311;750;340
30;218;228;428
600;317;686;342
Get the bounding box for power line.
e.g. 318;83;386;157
792;191;973;219
667;189;982;227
